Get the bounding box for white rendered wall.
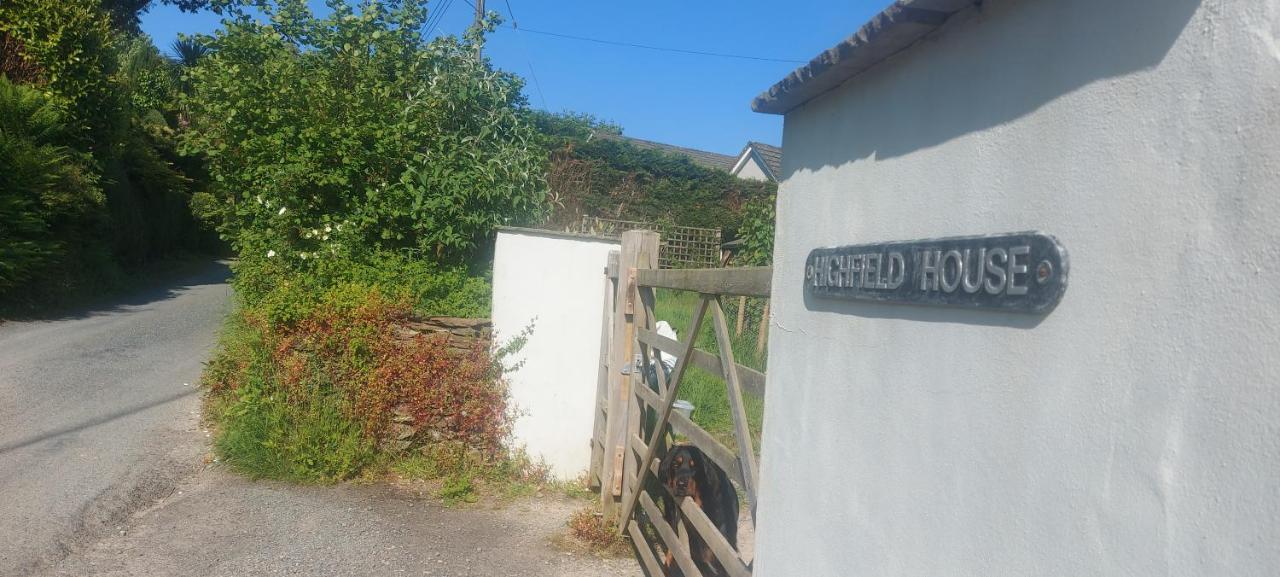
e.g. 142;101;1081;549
491;230;618;480
756;1;1280;576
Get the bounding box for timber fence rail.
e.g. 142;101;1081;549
590;229;769;577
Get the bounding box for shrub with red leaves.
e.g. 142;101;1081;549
205;283;512;475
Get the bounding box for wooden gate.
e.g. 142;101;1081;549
590;230;770;577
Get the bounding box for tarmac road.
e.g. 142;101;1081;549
0;261;232;575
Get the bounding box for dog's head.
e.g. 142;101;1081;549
660;444;706;499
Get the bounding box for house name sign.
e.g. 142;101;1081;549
804;232;1069;313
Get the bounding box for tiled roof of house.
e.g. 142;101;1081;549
596;133;737;172
752;0;975;115
747;141;783;178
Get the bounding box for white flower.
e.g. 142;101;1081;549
267;250;276;258
324;224;332;233
278;207;287;215
299;252;308;260
255;195;263;205
335;224;342;232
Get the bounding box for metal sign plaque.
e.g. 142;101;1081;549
805;232;1068;313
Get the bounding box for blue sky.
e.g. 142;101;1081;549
141;0;888;155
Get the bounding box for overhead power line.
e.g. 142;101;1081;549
457;1;802;64
424;0;456;39
513;27;806;64
501;0;548;109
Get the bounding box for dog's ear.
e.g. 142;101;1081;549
657;445;678;486
691;446;718;502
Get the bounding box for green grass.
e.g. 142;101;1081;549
388;446;572;506
651;289;766;452
653;289;767;371
213;386;375;482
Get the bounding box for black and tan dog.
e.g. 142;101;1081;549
658;443;739;577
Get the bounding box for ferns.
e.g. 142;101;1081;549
0;77;103;293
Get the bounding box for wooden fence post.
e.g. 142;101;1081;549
735;296;747;336
588;251;619;491
601;230;659;520
755;299;770;357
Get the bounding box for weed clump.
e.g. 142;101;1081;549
565;505;632;558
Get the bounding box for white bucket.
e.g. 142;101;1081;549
672;399;695;420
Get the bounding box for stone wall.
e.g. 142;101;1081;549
393;316;491;356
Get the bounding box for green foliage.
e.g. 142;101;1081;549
169;36;209;68
213;377;375;482
207;312;374;481
232;249;490;328
534;110;775;237
530;110;620;142
392;444;550;505
182;0;547;265
737;191;776;266
117;36;178;114
0;77;106;293
0;0;123;149
0;0;215;308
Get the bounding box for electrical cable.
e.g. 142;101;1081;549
514;26;805;64
424;0;456;39
462;0;802;64
501;0;548;109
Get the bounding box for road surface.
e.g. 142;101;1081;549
2;261;639;577
40;470;641;577
0;261;232;574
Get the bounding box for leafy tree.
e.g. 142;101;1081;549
0;0;123;149
118;36;179;115
182;0;547;267
170;36;209;68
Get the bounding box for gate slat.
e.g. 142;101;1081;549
689;349;766;398
710;298;761;519
629;433;660;476
628;520;667;577
641;491;705;577
678;497;751;577
636;267;771;297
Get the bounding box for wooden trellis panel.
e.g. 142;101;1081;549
578;216;722;269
